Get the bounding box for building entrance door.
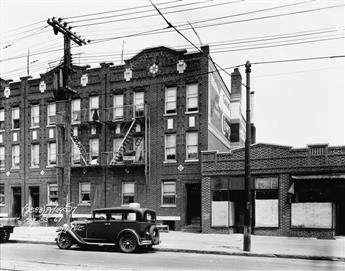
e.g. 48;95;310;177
29;186;40;220
12;187;22;218
186;183;201;225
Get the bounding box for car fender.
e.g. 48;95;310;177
58;229;87;245
117;229;140;245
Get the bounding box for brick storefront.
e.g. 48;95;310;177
201;143;345;238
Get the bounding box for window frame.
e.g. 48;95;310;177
0;146;5;170
79;182;91;205
11;145;20;169
186;132;198;161
89;138;99;164
12;107;20;130
186;84;198;113
134;92;144;117
47;183;58;206
122;182;135;205
31;104;40;128
165;134;176;162
0;109;5;131
47;142;56;166
89;96;99;121
113;94;124;120
0;183;4;206
47;102;56;126
165;87;177;115
30;143;40;168
71;99;81;124
71;143;81;166
161;181;176;207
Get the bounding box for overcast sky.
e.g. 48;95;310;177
1;0;344;148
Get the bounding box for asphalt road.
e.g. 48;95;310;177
1;243;344;271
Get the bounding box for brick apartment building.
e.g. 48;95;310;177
0;46;247;230
201;143;345;238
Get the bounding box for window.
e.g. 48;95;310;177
165;134;176;161
47;103;56;125
255;177;279;228
0;184;4;205
31;144;40;167
186;132;198;160
89;138;99;165
47;183;58;205
113;94;124;120
47;142;56;166
12;107;20;129
162;181;176;206
71;99;81;123
134;92;144;117
89;96;99;121
12;145;20;168
0;146;4;170
113;138;123;158
72;144;81;165
122;182;135;205
0;109;4;130
31;104;40;127
79;182;91;204
165;87;176;114
186;84;198;112
94;211;107;220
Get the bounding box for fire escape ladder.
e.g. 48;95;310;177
110;119;137;165
70;132;90;166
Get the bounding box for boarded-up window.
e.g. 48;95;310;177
255;177;279;228
291;202;334;229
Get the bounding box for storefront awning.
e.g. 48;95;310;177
291;174;345;180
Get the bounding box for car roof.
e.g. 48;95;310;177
92;206;156;214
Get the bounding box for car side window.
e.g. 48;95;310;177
124;211;137;221
94;212;107;220
110;212;123;221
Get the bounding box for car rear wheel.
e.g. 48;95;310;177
56;233;73;249
149;226;160;245
0;229;10;243
118;233;137;253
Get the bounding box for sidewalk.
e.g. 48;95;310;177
7;226;345;262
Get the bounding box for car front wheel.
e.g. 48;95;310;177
56;233;73;249
118;233;137;253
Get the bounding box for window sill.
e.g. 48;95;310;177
78;203;91;207
0;168;5;171
0;130;5;132
0;204;5;207
11;167;20;170
11;128;20;131
46;124;56;127
30;166;40;169
160;205;176;208
184;159;199;163
30;126;40;129
46;165;56;168
163;160;177;164
46;204;58;207
163;113;177;117
185;111;199;115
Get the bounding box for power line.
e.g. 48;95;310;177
69;0;211;24
252;55;345;65
74;0;243;28
61;0;181;20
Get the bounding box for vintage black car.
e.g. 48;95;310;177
55;205;160;253
0;217;18;243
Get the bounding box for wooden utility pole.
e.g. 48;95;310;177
243;60;252;251
47;17;87;224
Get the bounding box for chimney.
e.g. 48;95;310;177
231;68;242;96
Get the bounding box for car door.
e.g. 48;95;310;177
85;211;109;243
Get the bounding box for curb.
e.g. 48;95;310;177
9;239;345;262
